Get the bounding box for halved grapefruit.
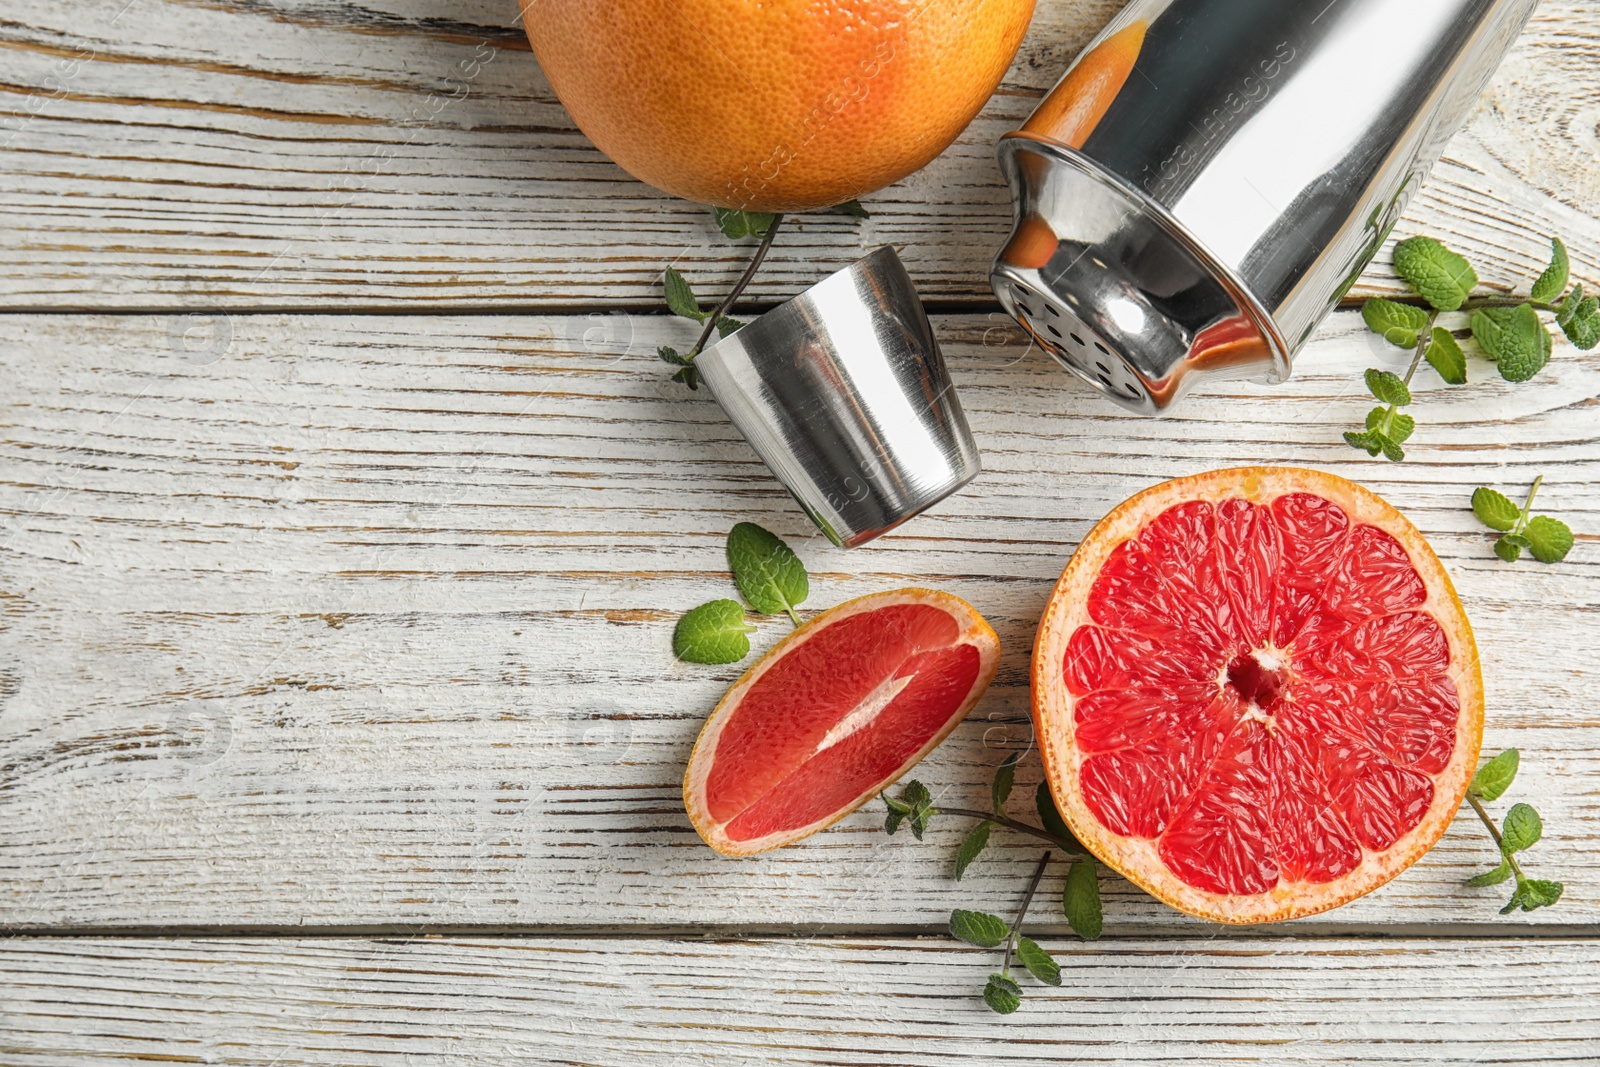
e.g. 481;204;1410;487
1033;467;1483;923
686;588;1000;855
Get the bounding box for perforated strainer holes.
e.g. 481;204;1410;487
1003;275;1148;406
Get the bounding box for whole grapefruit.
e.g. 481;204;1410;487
1033;468;1483;924
521;0;1037;212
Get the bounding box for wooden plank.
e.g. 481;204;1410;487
1;0;1597;308
1;310;1595;930
1;936;1598;1064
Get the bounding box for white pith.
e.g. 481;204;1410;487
817;674;914;754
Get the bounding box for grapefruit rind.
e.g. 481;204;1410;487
685;587;1000;857
1032;467;1483;924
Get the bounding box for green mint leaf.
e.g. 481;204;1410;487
1393;236;1479;311
1344;429;1383;457
949;909;1010;949
1471;487;1522;531
716;316;744;339
713;207;776;240
672;599;753;664
1557;282;1584;328
1364;407;1385;432
1424;327;1468;385
1361;297;1429;348
1500;881;1532;914
1470;306;1514;362
663;267;706;321
657;344;687;366
882;790;912;835
1467;857;1513;886
726;522;809;619
983;973;1023;1014
1504;532;1532;549
1036;782;1087;853
954;820;992;880
1063;857;1103;940
1519;878;1565;910
992;752;1019;812
1500;802;1543;854
1490;303;1550;382
1016;937;1062;987
826;199;871;218
892;780;935;839
1560;295;1600;350
671;364;702;390
1469;748;1519;801
1524;515;1574;563
1387;412;1416;445
1377;433;1405;462
1530;237;1570;304
1364;368;1412;406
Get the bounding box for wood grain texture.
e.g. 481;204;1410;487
2;309;1596;931
2;936;1598;1065
1;0;1598;308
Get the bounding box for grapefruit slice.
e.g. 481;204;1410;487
685;588;1000;856
1033;467;1483;923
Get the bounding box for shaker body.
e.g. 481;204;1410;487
993;0;1540;412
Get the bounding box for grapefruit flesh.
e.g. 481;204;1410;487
1033;468;1482;923
686;589;999;855
522;0;1037;212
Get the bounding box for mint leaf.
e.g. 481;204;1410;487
1561;295;1600;350
1424;327;1467;385
1467;857;1513;886
1365;368;1412;406
671;363;702;390
1377;433;1405;462
713;207;776;240
663;267;705;321
1500;878;1562;914
1387;412;1416;445
1531;237;1570;304
672;599;753;664
1016;937;1062;986
1471;487;1521;531
905;781;935;839
882;790;912;835
1470;305;1515;361
827;199;871;218
658;344;688;366
1500;803;1543;854
715;316;744;338
1393;236;1479;311
1036;783;1086;853
949;909;1010;949
726;522;809;620
1362;297;1429;348
1519;878;1565;910
1063;857;1102;940
1560;295;1600;350
983;972;1022;1014
1557;282;1584;328
1476;303;1549;382
1470;748;1519;802
993;752;1019;812
1525;515;1574;563
1344;429;1384;457
954;821;992;880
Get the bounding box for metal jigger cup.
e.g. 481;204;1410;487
695;246;981;548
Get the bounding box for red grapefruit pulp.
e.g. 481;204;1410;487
1034;468;1483;923
686;589;1000;855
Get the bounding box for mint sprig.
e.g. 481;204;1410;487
1349;234;1592;459
1471;476;1574;563
1463;748;1564;913
948;852;1058;1014
672;522;811;664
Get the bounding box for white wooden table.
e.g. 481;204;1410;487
2;2;1599;1063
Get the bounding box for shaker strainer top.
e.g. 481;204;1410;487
992;0;1540;414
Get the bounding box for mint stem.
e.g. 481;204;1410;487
938;806;1086;855
1002;850;1052;974
686;214;786;361
1521;475;1544;521
1467;793;1527;882
783;604;801;628
1459;297;1560;314
1403;310;1438;386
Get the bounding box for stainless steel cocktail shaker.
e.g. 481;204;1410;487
992;0;1539;413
